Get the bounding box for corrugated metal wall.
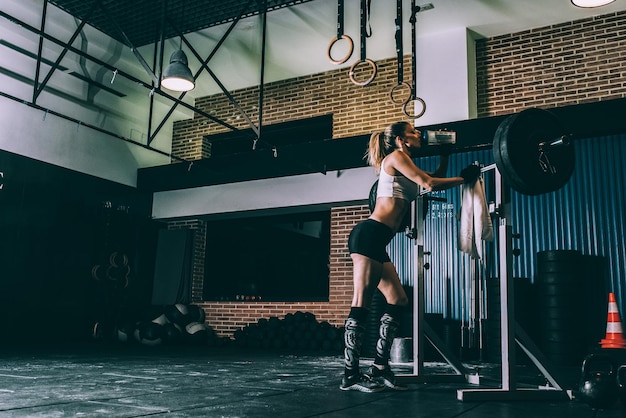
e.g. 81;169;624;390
389;134;626;324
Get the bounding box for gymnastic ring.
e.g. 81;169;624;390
106;265;116;281
92;322;101;339
348;58;377;87
326;35;354;65
403;97;427;119
120;275;129;289
91;264;102;281
109;251;128;268
389;82;412;105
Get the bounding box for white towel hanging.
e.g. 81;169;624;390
458;177;493;259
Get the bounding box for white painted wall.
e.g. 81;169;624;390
151;167;378;220
414;28;477;126
0;0;189;185
0;95;169;187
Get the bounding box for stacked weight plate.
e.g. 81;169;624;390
536;250;585;367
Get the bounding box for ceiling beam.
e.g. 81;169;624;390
33;0;102;103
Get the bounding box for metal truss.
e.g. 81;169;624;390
0;0;276;162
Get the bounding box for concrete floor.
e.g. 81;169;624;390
0;343;625;418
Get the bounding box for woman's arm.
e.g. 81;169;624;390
392;151;463;192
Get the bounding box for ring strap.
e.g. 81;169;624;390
359;0;372;61
410;0;417;98
349;0;376;86
336;0;345;38
407;0;427;119
395;0;403;84
328;0;352;65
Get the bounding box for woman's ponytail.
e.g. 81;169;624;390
366;131;385;172
366;121;410;172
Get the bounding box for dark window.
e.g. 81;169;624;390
205;114;333;157
203;211;330;302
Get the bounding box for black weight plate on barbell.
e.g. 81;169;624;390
493;108;575;195
493;109;539;194
493;114;529;194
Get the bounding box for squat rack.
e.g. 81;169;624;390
398;162;573;401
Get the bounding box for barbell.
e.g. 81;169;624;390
369;108;575;213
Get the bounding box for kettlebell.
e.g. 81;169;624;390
578;353;619;410
617;365;626;408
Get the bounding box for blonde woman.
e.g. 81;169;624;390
340;121;480;392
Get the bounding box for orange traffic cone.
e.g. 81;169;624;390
600;292;626;349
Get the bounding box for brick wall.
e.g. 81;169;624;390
476;11;626;117
168;11;626;337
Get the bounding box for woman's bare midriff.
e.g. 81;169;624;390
369;197;410;233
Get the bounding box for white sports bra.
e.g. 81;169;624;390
377;157;418;202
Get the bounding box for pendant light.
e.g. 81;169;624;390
571;0;615;7
161;39;195;92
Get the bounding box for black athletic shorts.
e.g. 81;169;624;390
347;219;394;263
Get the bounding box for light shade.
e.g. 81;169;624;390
161;49;195;92
571;0;615;7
